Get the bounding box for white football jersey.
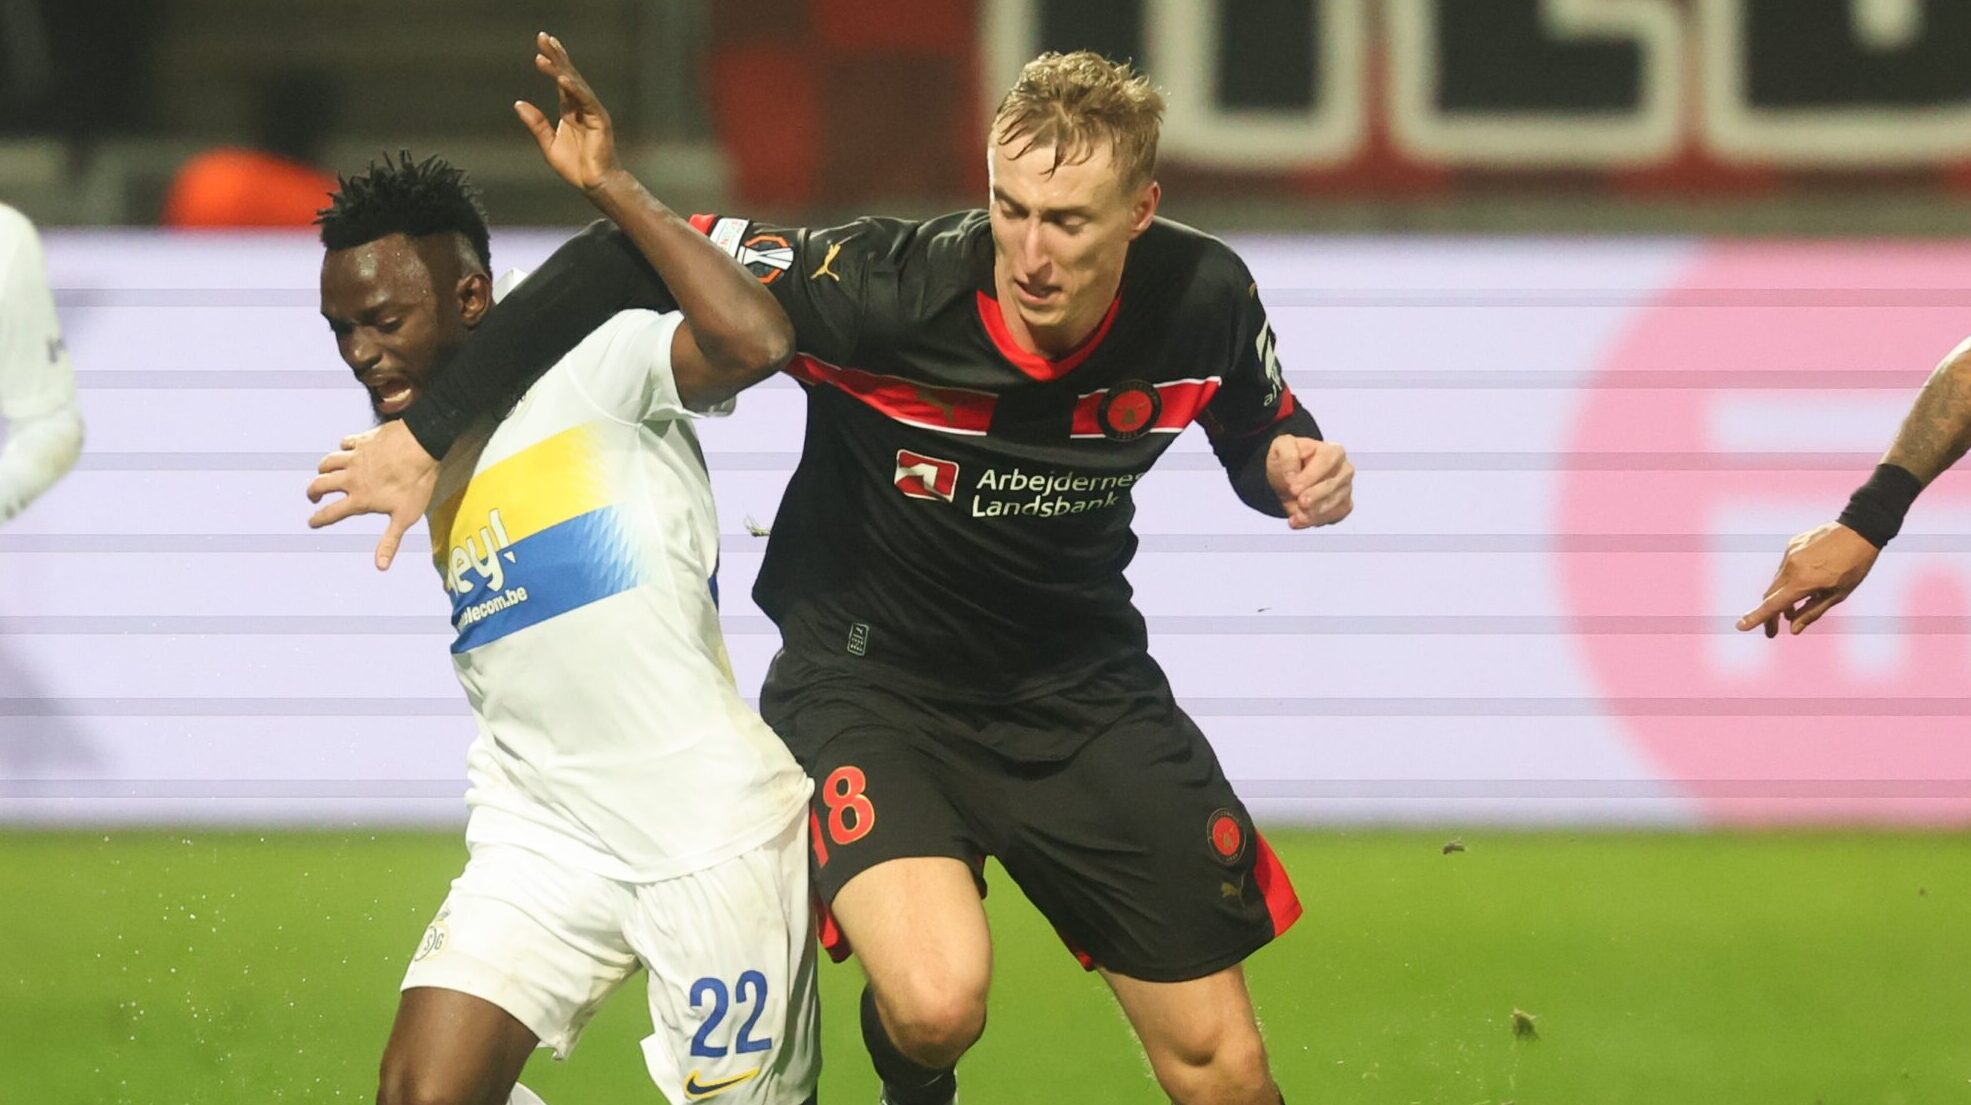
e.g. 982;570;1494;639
0;203;73;421
0;203;84;524
427;277;810;882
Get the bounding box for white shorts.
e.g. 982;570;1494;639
402;815;818;1104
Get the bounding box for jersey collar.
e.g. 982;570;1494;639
974;290;1122;383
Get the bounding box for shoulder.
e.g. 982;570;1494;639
803;210;985;271
581;307;684;359
1135;217;1254;296
811;211;987;331
1126;219;1258;336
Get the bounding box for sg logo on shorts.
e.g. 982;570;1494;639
413;907;450;961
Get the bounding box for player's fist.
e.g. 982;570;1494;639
515;32;621;194
1266;435;1352;530
1735;521;1881;638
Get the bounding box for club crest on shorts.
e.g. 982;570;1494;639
1098;380;1161;442
1206;808;1246;865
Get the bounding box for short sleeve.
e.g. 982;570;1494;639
572;308;734;424
0;208;77;421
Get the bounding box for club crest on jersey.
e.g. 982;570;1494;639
1207;808;1247;865
738;232;794;285
894;450;959;502
1098;380;1162;442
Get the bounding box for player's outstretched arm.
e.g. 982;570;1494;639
517;32;793;405
1737;339;1971;637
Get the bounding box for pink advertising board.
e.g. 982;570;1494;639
2;229;1965;826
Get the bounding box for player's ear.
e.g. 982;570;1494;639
1127;180;1160;240
458;270;493;327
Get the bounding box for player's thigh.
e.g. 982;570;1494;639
762;660;996;1012
999;691;1302;982
627;815;820;1105
1101;964;1275;1095
833;854;994;1032
378;987;538;1105
396;843;641;1065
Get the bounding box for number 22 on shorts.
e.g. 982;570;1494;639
811;765;875;867
688;970;774;1058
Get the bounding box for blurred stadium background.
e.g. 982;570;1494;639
4;2;1970;1102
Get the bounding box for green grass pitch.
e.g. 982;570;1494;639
5;830;1968;1104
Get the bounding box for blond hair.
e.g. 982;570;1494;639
992;51;1165;190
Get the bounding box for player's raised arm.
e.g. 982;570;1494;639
1738;338;1971;637
1198;261;1351;530
517;32;793;407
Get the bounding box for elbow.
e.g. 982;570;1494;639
708;313;795;381
756;315;797;375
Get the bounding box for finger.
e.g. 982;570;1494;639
339;433;371;450
514;99;555;154
316;450;351;475
1297;465;1352;508
308;496;363;529
1736;587;1802;633
535;31;567;72
1265;435;1299;491
1789;590;1847;634
558;74;596;117
1312;489;1352;524
374;513;413;571
305;470;348;504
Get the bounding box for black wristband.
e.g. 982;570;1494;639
1837;463;1922;549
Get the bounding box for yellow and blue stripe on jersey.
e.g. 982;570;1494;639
428;425;640;653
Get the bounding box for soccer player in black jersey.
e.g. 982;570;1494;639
310;36;1353;1105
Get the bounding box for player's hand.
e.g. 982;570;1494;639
305;421;438;572
1266;435;1352;530
1735;521;1881;638
514;31;621;194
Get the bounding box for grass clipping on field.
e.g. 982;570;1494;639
1511;1008;1540;1042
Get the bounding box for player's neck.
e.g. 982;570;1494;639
991;272;1116;360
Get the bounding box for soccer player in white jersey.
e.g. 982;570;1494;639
0;203;84;524
303;43;818;1105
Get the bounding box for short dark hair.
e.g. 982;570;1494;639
317;151;491;271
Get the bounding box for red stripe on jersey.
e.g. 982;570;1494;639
1070;377;1223;439
976;290;1122;382
1253;832;1304;937
787;353;997;435
688;212;717;235
1201;385;1300;442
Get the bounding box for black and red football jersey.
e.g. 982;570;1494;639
692;211;1315;701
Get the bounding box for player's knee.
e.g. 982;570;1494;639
877;976;988;1068
376;1051;503;1105
1147;1024;1275;1105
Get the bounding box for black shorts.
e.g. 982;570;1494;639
759;652;1302;983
